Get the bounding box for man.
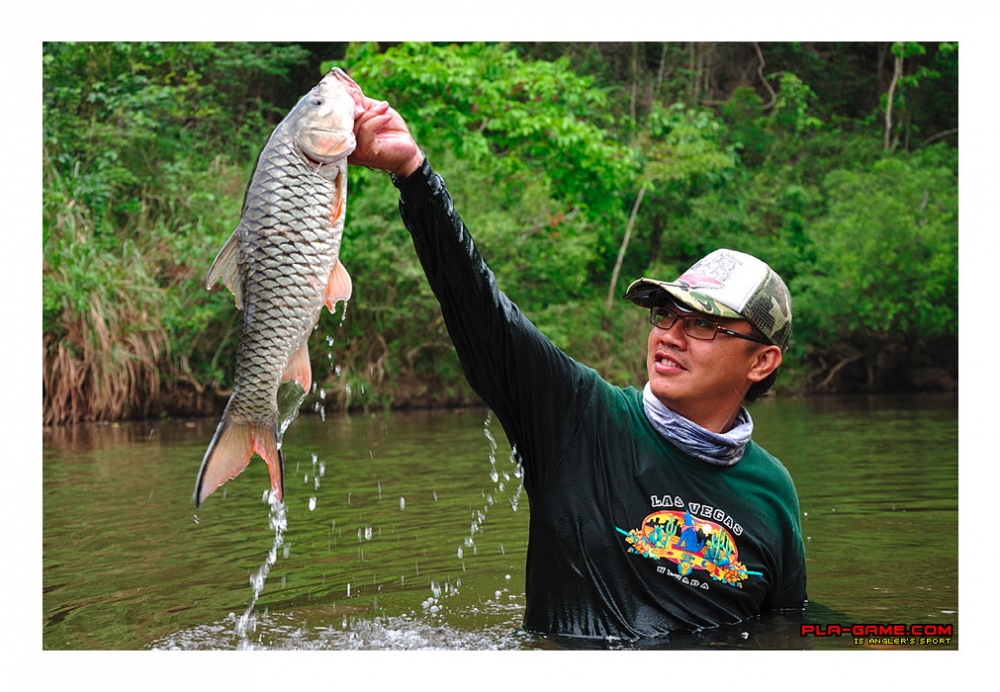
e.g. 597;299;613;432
348;89;806;642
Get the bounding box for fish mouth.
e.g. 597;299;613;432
298;128;356;164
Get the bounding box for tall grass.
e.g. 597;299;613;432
43;156;172;425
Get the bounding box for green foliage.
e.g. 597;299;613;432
342;43;636;310
41;42;959;422
720;86;773;166
640;103;739;185
790;146;957;390
794;147;957;340
346;43;635;210
768;72;825;135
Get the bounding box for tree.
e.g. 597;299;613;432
792;147;957;391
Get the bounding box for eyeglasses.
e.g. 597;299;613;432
649;305;771;344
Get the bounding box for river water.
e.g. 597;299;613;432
41;393;958;661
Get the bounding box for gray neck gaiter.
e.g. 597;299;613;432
642;382;753;466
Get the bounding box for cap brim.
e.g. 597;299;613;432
624;278;743;319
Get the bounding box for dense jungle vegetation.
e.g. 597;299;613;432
42;41;959;425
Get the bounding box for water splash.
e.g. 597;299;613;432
459;412;524;555
424;412;526;614
229;379;304;647
235;491;288;649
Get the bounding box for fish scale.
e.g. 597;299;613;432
194;67;361;507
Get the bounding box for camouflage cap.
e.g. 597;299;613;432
624;249;793;351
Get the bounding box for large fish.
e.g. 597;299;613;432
194;67;361;507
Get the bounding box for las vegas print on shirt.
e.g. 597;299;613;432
616;494;762;589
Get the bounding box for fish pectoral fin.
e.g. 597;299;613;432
194;414;284;506
206;230;244;309
325;260;353;311
282;342;313;393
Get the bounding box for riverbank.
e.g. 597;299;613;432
46;364;958;427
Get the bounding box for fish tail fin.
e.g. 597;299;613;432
194;411;284;507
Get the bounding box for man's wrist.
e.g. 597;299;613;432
390;151;424;182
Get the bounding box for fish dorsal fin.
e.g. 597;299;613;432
282;341;313;393
325;260;353;311
206;230;243;309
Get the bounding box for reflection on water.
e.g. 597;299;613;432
42;394;958;651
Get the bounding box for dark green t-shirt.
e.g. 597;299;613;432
396;160;807;641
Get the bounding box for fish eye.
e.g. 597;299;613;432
312;96;324;106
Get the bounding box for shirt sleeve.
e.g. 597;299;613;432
394;159;591;493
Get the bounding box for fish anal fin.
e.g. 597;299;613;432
282;341;313;393
325;260;353;311
207;231;244;309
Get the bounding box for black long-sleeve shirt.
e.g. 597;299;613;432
394;159;807;641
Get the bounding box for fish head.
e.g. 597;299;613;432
291;67;361;165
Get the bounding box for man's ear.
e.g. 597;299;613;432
748;345;783;383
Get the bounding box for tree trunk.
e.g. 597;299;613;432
884;52;903;151
607;187;646;309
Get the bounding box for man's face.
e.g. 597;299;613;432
645;307;779;432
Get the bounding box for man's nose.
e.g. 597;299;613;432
654;318;688;347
